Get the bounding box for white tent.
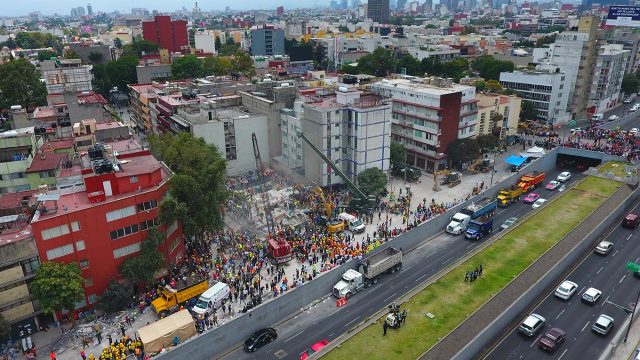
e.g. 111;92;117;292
521;146;546;158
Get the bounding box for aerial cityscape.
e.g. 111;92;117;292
0;0;640;360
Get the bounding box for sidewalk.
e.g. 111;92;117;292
606;313;640;360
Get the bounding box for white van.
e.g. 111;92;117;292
591;113;603;122
338;212;366;233
192;282;230;319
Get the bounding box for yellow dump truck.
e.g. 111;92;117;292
497;185;525;207
152;276;209;318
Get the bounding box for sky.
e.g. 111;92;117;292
5;0;320;16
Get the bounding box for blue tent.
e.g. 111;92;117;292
505;155;528;167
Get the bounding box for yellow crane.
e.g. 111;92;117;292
312;188;344;233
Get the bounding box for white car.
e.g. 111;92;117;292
594;241;613;255
592;314;614;335
630;128;639;135
608;115;619;122
519;313;546;337
624;98;633;104
570;127;582;134
581;287;602;304
555;280;578;300
557;172;571;182
632;105;640;112
532;198;547;209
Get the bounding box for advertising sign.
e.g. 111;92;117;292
606;6;640;27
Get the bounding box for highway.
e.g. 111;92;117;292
484;202;640;360
219;168;579;360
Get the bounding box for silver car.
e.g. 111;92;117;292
519;313;546;336
592;314;614;335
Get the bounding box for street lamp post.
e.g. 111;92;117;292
624;285;640;343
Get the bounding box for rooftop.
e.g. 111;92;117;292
43;139;75;152
77;92;109;105
32;107;57;120
374;77;474;95
0;191;35;211
0;224;34;247
26;152;67;173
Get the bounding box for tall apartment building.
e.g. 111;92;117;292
250;26;285;56
589;44;629;115
370;77;478;173
573;16;599;120
599;27;640;74
142;15;189;53
194;30;217;54
476;93;521;138
279;100;305;169
128;81;190;133
300;88;391;186
549;32;590;114
41;59;93;94
30;143;185;305
500;64;570;124
367;0;390;23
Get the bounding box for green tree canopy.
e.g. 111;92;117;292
0;59;47;110
121;39;159;58
390;141;406;170
520;100;537;121
535;34;557;48
232;50;256;76
477;134;500;151
312;43;328;70
474;79;487;92
31;262;85;315
448;138;481;168
357;167;388;197
471;55;514;81
442;57;469;81
172;54;204;79
202;56;233;76
396;54;421;76
118;227;166;285
462;25;476;34
37;50;58;62
92;55;139;95
15;32;62;51
150;132;228;238
99;280;134;313
357;47;395;77
114;38;123;49
88;52;104;63
215;36;222;52
486;79;503;93
622;74;640;96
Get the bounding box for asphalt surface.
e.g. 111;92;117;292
484;202;640;360
564;99;640;133
219;168;578;360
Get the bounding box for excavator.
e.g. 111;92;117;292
312;187;345;233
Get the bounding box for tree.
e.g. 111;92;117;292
30;262;84;315
520;100;537;121
442;57;469;81
218;43;240;56
471;55;514;81
149;132;228;238
118;227;166;285
0;314;9;341
37;50;58;61
312;43;327;70
64;50;80;59
232;50;256;76
171;54;203;79
339;64;359;75
535;34;557;48
622;74;640;95
114;38;123;49
486;79;503;93
357;47;395;77
215;36;222;52
88;52;104;63
0;59;47;110
421;57;445;76
477;134;500;151
189;29;196;48
390;141;406;170
337;25;350;32
121;39;159;58
357;167;388;197
202;56;233;76
474;79;487;92
462;25;476;34
448;138;480;168
99;280;134;313
396;54;420;76
226;36;236;46
92;55;139;95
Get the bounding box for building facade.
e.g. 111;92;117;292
142;15;189;53
367;0;390;23
41;59;93;95
370;77;478;173
476;93;521;138
589;44;629;115
250;26;285;56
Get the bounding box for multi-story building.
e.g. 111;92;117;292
599;27;640;75
194;30;217;54
300;87;391;186
0;128;44;194
370;77;477;173
41;59;93;95
476;93;522;138
573;16;599;120
128;81;189;133
142;15;189;53
499;64;570;125
367;0;390;23
250;26;285;56
406;45;460;62
278;100;305;169
30;142;185;305
136;59;173;84
548;32;590;115
589;44;629;115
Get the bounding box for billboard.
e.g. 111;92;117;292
606;6;640;27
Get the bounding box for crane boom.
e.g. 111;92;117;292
252;133;263;177
312;187;333;219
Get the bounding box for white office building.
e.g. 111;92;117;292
589;44;629;115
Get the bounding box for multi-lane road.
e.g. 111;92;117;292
219;168;579;360
485;203;640;360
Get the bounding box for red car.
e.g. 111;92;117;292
523;193;540;203
300;340;330;359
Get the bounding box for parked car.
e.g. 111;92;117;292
546;180;561;190
630;127;640;135
500;217;518;231
300;340;330;360
539;328;566;352
557;172;571;182
244;328;278;352
555;280;578;300
581;287;602;304
624;97;633;104
523;193;540;203
532;198;547;209
594;241;613;255
519;313;546;337
570;127;583;134
592;315;614;335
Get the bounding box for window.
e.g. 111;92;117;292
41;224;70;241
113;242;141;259
46;244;74;260
106;206;136;222
9;172;25;180
79;259;89;269
137;200;158;212
166;221;178;237
130;176;138;184
71;221;80;232
75;240;86;251
88;294;97;304
169;237;181;253
22;258;40;275
39;170;56;179
140;218;159;230
110;224;139;240
84;277;94;287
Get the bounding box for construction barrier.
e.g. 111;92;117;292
336;297;348;307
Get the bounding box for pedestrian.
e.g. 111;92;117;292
479;264;483;276
383;321;388;336
464;271;469;282
228;303;232;314
120;323;126;337
81;349;86;360
49;351;57;360
96;330;102;344
213;314;218;326
108;334;113;345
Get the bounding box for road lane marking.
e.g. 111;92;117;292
636;256;640;263
285;330;304;342
628;234;633;241
466;244;474;249
328;333;334;337
557;348;568;360
328;309;340;317
530;335;542;347
383;293;397;302
596;266;604;275
442;257;454;265
344;316;360;327
612;249;619;257
581;321;590;333
620;275;626;284
415;274;428;282
555;309;566;320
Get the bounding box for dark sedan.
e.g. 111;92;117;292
244;328;277;352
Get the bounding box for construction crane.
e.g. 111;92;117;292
300;133;376;214
433;169;449;192
252;133;263;178
312;187;344;233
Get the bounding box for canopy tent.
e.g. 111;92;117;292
137;310;196;355
505;155;528;167
522;146;546;158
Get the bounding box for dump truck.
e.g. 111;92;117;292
465;216;494;240
333;247;403;298
446;197;497;235
497;185;525;207
518;171;545;192
151;276;209;318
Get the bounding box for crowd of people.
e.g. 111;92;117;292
563;127;640;161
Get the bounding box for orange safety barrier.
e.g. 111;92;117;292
336;297;348;307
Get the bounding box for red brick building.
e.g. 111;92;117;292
30;144;185;308
142;15;189;53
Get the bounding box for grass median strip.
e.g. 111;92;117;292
324;176;622;360
598;161;631;178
